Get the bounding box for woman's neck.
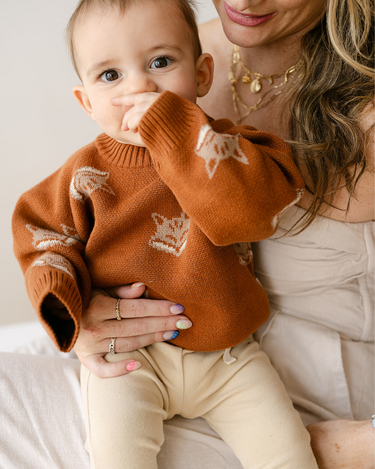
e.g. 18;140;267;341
236;36;302;77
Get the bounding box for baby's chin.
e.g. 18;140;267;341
115;137;144;147
106;130;145;147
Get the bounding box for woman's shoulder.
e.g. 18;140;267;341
299;103;374;223
359;102;375;150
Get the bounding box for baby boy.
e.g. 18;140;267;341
13;0;318;468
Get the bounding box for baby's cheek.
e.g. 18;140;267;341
96;106;123;131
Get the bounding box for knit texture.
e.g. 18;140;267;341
12;91;304;352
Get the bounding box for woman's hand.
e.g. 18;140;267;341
307;419;374;469
74;283;191;378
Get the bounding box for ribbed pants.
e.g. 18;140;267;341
81;338;318;469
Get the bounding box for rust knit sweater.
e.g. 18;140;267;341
12;91;304;352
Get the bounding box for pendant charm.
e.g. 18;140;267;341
242;74;251;84
250;78;261;93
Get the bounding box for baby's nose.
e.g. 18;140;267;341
126;73;157;94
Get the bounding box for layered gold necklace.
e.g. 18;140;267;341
229;45;302;124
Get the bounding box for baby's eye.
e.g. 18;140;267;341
150;56;173;69
99;70;121;82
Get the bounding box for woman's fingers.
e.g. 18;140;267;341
106;283;147;299
116;298;185;319
87;291;184;322
78;329;182;378
80;353;142;378
80;314;189;348
77;287;190;371
97;331;178;355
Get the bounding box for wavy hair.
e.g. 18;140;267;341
285;0;374;231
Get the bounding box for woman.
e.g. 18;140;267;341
69;0;374;467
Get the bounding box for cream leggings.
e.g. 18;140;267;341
81;338;318;469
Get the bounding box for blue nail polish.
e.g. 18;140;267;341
170;331;179;340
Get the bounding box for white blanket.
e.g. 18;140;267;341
0;323;242;469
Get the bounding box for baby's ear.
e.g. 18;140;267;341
72;85;97;122
196;53;214;98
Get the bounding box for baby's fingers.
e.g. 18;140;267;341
81;353;141;378
121;110;144;132
112;92;159;107
112;94;137;107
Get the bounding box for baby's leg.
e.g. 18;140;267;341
201;341;318;469
81;350;167;469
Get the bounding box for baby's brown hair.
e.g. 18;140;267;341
66;0;203;78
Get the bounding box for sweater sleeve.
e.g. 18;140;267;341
12;163;92;352
139;91;304;245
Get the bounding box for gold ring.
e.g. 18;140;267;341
109;337;116;354
115;299;121;320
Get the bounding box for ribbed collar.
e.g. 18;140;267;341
95;133;153;168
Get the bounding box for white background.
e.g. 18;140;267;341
0;1;218;327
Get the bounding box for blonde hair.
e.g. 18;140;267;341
285;0;374;231
66;0;202;77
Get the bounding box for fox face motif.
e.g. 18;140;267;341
195;124;249;179
26;224;80;250
70;166;115;202
233;242;253;266
31;253;76;280
149;212;190;257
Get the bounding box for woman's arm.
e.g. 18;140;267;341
307;419;375;469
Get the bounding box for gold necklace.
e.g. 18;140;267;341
229;45;302;124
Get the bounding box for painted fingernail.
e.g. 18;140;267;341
163;331;179;340
170;304;185;314
176;320;192;329
126;360;141;371
131;282;145;288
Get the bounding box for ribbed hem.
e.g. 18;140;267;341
95;134;153;168
139;91;202;157
26;267;82;352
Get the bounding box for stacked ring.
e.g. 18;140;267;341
109;337;116;354
116;299;122;320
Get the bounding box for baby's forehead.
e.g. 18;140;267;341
73;0;187;31
68;0;201;76
74;3;191;48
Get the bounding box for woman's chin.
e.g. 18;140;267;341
221;21;268;49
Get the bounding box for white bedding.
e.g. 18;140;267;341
0;321;46;353
0;322;242;469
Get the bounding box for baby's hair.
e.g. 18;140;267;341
66;0;202;78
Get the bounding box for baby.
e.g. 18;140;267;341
12;0;318;468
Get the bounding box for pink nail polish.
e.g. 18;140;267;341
131;282;145;288
126;361;141;371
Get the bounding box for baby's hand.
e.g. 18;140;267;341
112;92;160;134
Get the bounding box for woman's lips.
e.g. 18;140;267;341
224;2;276;26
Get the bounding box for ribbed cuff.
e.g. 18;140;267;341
139;91;203;157
26;267;82;352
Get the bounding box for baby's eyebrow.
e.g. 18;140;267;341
147;44;183;54
87;60;116;78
